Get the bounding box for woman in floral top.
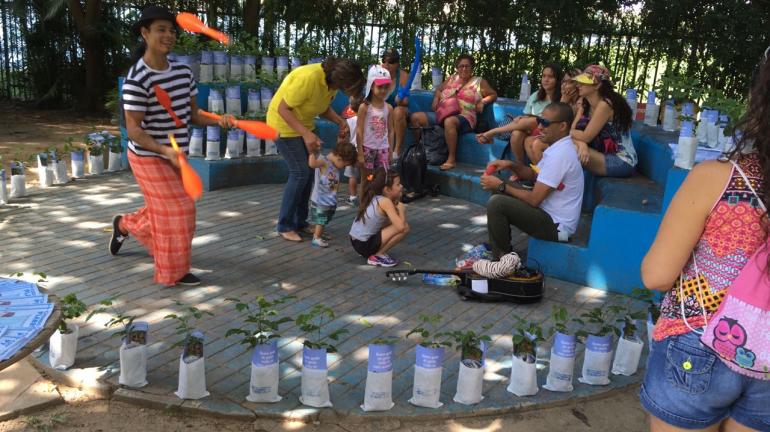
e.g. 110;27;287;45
410;54;497;171
640;52;770;432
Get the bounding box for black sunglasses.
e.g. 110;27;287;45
536;116;565;127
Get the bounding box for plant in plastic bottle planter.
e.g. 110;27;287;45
261;56;275;78
86;297;146;385
544;306;582;392
165;302;214;400
296;304;349;408
199;51;213;83
290;57;301;70
229;55;243;82
225;129;242;159
717;114;730;150
49;149;69;185
9;160;26;198
405;314;452;408
246;89;261;116
213;51;228;82
225;294;295;403
706;109;720;148
508;315;544;396
575;307;618;386
259;87;273;113
64;138;85;178
0;168;7;205
309;57;324;64
246;132;262;157
662;100;679;132
276;56;289;79
449;325;491;405
244;55;258;81
429;67;443;90
696;108;711;145
205;126;221;160
625;89;638;120
358;319;399;411
107;138;123;172
674;120;697;170
610;305;647;377
188;127;204;157
631;288;661;347
225;85;242;116
87;138;105;175
643;91;659;127
208;88;225;114
518;73;531;102
48;293;87;370
36;152;53;188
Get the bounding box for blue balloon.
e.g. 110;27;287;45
397;36;422;101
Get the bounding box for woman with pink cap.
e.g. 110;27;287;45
570;64;637;177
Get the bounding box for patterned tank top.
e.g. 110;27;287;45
440;75;482;128
654;153;766;341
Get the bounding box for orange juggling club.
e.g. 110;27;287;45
198;109;279;141
176;12;230;45
168;134;203;200
154;85;183;127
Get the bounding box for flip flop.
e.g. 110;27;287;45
279;231;302;242
440;163;456;171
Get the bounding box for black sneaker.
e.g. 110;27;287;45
176;273;201;286
109;215;128;256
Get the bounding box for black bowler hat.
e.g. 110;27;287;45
132;5;176;35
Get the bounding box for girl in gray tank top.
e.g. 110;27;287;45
349;168;410;267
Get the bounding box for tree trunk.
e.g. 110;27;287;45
243;0;261;37
66;0;105;111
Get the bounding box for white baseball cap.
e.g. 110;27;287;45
364;64;392;98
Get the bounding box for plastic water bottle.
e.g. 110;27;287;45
625;89;638;121
431;67;443;89
643;91;659;127
518;73;531;102
205;126;221;161
675;120;697;169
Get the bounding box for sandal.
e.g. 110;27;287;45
440;162;456;171
279;231;302;242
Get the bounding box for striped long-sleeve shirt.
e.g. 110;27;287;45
122;59;198;157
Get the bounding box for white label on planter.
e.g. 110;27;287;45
471;279;488;294
368;344;394;372
302;347;327;370
247;341;281;403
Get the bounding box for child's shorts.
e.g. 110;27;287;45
344;165;360;180
350;232;382;257
363;147;389;170
309;201;336;226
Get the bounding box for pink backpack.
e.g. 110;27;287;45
694;162;770;380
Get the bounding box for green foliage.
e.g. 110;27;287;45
656;71;703;104
448;324;492;361
8;271;47;283
511;315;545;358
175;32;201;55
547;305;580;337
405;314;452;349
229;32;260;56
631;288;661;324
360;318;399;346
164;301;214;348
106;137;122;153
62;137;82;154
22;412;68;432
86;297;137;340
295;304;348;352
574;307;621;340
86;138;104;157
224;294;295;347
59;294;87;334
704;90;747;135
610;305;647;341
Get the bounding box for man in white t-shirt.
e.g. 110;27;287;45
480;102;584;258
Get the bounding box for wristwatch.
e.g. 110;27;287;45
497;182;506;194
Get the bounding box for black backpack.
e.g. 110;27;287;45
398;127;440;203
422;125;448;166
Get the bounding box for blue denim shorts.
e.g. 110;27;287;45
639;331;770;430
603;154;635;177
425;112;473;134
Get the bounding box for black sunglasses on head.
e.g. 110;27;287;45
536;116;566;127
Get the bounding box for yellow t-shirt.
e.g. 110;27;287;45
266;63;336;138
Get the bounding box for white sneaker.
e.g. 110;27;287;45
311;237;329;248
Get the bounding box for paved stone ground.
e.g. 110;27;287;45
0;172;645;421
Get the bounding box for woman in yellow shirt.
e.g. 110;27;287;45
267;58;364;242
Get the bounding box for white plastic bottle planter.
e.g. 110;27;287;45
707;110;720;148
507;347;538;396
37;153;53;188
243;55;258;81
261;56;275;77
108;149;122;172
70;151;85;178
246;340;282;403
696;108;710;144
229;55;243;82
9;162;26;198
611;330;644;377
119;322;149;388
518;73;531;102
50;154;68;185
276;56;289;78
246;133;262;157
453;342;486;405
625;89;638;121
578;334;613;386
264;139;277;156
189;128;204;157
225;129;242;159
646;313;656;348
409;344;444;408
177;55;197;81
208;89;225;115
199;51;213;83
544;332;576;392
674;120;697;170
300;346;332;408
717;114;730;151
225;85;242;117
411;69;422;90
205;126;221;161
361;343;395;411
0;169;7;205
662;101;679;132
260;87;273;115
213;51;228;82
175;331;209;400
246;89;261;116
643;91;659;127
49;324;79;370
291;57;301;70
89;153;104;175
431;68;442;89
309;57;324;64
723;135;736;154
